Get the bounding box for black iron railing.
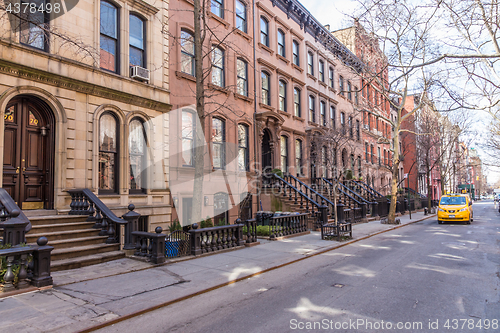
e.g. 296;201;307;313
271;174;326;227
0;188;32;246
319;178;366;222
189;223;245;255
240;218;258;244
283;175;336;218
68;189;140;250
269;213;308;239
165;230;191;258
321;222;352;241
131;227;166;264
0;237;54;292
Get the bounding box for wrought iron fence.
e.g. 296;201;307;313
321;222;352;241
166;230;191;258
269;213;308;239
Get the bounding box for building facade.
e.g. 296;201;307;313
0;0;172;231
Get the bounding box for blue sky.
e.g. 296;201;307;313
299;0;357;31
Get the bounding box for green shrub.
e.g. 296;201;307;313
271;168;284;178
200;216;213;229
242;225;271;236
169;219;182;232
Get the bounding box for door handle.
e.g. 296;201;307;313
15;166;19;174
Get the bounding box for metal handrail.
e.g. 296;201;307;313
285;174;336;208
0;188;32;239
273;174;321;209
321;178;363;206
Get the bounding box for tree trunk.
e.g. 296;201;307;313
387;124;401;224
191;0;205;225
426;168;432;210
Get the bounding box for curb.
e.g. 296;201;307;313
77;213;436;333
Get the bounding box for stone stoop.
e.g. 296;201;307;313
25;214;125;272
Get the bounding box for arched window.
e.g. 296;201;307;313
238;124;249;171
100;1;119;72
261;72;270;105
294;88;301;117
277;29;285;57
309;95;315;123
293;40;300;66
235;0;247;33
295;139;302;176
320;101;326;126
181;110;195;166
129;118;147;193
279;80;287;112
181;30;195;76
307;52;314;75
211;46;224;87
330;105;336;128
130;14;145;67
212;118;225;169
319;60;325;82
99;112;119;193
321;146;327;177
281;135;288;172
260;17;269;47
237;58;248;96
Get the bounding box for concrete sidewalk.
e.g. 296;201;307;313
0;211;435;333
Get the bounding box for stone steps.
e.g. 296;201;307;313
23;213;125;271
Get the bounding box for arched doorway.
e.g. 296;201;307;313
3;96;55;209
261;129;272;174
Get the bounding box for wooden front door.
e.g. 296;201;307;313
3;97;54;209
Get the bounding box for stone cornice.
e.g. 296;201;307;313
0;59;172;113
269;0;363;72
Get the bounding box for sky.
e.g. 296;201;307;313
299;0;499;187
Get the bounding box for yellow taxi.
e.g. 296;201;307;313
437;194;473;224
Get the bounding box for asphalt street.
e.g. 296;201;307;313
98;201;500;333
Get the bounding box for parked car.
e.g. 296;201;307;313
437;194;473;224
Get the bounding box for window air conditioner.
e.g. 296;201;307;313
363;124;369;130
130;66;150;82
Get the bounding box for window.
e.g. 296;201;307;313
129;118;147;193
212;118;225;169
281;136;288;172
367;85;370;102
347;81;352;100
180;30;195;76
362;79;366;97
211;0;224;18
260;17;269;47
20;0;48;51
333;148;337;166
339;76;344;95
294;88;301;117
358;156;362;178
235;0;247;33
319;60;325;82
279;80;287;112
261;72;270;105
293;41;300;66
100;1;119;72
378;147;381;165
129;14;145;67
329;67;334;88
384;150;387;166
371;145;374;164
321;146;327;177
350;154;355;170
236;58;248;96
320;101;326;126
340;112;345;135
307;52;314;75
365;142;369;162
356;120;360;141
211;46;224;87
99;112;118;193
348;116;353;138
277;29;285;57
295;139;303;176
309;95;315;123
181;111;195;166
238;124;249;171
330;106;335;128
354;86;359;104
